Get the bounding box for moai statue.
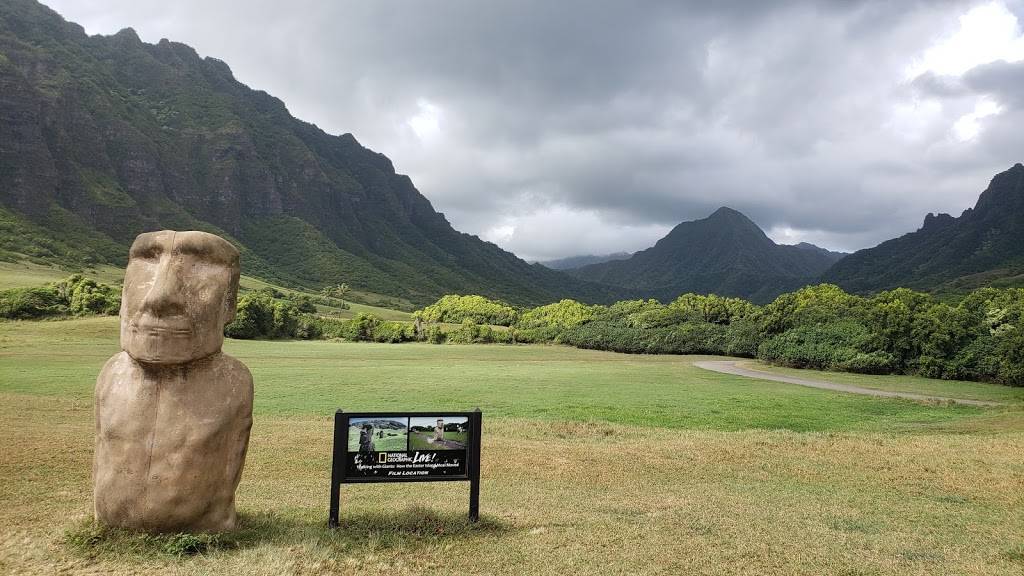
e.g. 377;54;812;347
359;425;374;453
94;231;253;533
434;418;445;441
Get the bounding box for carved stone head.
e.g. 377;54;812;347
120;230;240;365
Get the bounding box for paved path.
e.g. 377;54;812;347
693;360;1001;407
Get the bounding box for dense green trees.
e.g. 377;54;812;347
409;284;1024;386
5;273;1022;387
413;294;518;326
0;274;119;319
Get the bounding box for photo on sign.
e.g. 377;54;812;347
347;418;408;452
408;416;468;450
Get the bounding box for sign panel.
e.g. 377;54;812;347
329;409;482;527
345;415;470;479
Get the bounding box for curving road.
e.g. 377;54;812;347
693;360;1001;407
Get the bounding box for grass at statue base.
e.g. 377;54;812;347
1;317;1023;575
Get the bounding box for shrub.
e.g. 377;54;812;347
67;277;120;315
757;321;872;370
343;313;380;341
446;319;484;344
670;293;758;324
0;287;67;319
0;275;119;319
271;300;300;338
723;319;761;358
512;325;562;343
304;315;348;339
415;294;518;326
834;351;898;374
290;295;318;313
294;315;322;339
516;299;596;330
373;321;414;343
225;290;303;339
423;325;446;344
225;291;275;339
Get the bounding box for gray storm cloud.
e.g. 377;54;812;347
43;0;1024;260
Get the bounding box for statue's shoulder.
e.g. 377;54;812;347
96;351;135;387
210;354;253;413
215;353;253;385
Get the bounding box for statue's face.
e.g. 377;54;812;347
120;231;240;365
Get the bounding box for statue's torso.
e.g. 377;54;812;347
94;351;253;532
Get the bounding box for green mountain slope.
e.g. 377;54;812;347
567;207;843;303
0;0;622;306
822;163;1024;294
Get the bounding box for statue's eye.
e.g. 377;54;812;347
133;246;163;262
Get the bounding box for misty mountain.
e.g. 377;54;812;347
567;207;841;303
822;163;1024;294
0;0;622;307
790;243;847;263
536;252;632;270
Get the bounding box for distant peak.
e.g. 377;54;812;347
705;206;753;223
710;206;742;217
973;162;1024;213
113;27;140;42
922;212;955;231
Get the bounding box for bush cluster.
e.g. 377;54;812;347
410;286;1024;386
298;313;416;343
0;274;120;319
413;294;518;326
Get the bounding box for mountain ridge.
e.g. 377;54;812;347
822;163;1024;294
0;0;624;306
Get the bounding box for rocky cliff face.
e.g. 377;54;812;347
0;0;621;305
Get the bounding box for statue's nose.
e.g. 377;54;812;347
142;256;186;317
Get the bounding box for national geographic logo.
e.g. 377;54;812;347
379;453;387;463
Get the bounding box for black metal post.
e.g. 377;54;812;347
328;409;346;528
468;408;482;522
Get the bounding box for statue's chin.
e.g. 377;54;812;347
123;334;220;366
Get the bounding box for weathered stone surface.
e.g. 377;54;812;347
94;230;253;533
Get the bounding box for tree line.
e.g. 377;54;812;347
407;287;1023;386
3;276;1021;386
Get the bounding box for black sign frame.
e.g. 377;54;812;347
328;408;482;527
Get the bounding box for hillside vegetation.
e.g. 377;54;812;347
568;207;845;304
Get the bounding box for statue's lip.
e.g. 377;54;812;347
132;320;192;335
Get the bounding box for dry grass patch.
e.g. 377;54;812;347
1;406;1022;575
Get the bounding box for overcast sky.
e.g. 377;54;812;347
44;0;1024;260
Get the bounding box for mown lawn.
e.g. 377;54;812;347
1;317;1022;575
738;359;1024;404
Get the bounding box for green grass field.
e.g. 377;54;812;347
1;316;1022;575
